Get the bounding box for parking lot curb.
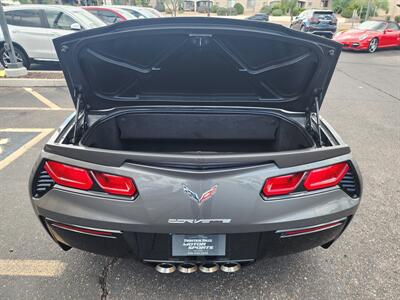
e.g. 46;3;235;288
0;78;67;87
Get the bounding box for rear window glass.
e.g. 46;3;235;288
45;10;77;30
313;11;334;20
5;9;42;28
95;10;122;24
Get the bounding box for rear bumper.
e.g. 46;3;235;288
42;216;352;262
33;184;360;261
309;31;334;38
304;27;336;38
336;40;369;50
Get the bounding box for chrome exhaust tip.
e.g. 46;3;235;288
199;263;219;273
155;263;176;274
220;262;241;273
178;263;197;274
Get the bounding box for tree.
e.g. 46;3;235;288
281;0;298;22
333;0;388;18
333;0;353;13
164;0;182;16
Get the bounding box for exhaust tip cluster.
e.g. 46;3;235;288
155;262;241;274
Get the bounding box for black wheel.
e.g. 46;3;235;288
368;38;379;53
0;44;30;69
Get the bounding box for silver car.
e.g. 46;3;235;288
0;5;105;69
30;18;362;274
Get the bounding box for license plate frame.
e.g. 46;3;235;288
172;234;226;257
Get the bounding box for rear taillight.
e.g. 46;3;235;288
303;162;349;191
310;17;319;23
262;162;350;198
44;160;137;198
92;171;136;196
44;161;93;190
262;173;304;197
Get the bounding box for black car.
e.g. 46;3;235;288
290;10;337;38
246;13;269;22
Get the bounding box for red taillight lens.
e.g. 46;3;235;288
262;162;351;198
303;162;349;191
44;161;93;190
262;172;304;197
310;17;319;23
92;171;136;197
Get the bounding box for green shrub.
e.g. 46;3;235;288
211;4;219;13
271;8;283;16
271;3;281;10
233;3;244;15
292;7;304;16
217;7;237;16
340;7;353;18
395;15;400;23
260;5;272;14
216;7;227;15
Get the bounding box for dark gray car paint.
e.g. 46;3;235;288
31;147;359;235
30;18;361;258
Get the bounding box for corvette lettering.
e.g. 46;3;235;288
168;219;231;224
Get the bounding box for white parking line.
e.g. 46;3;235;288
0;138;9;154
0;259;65;277
0;107;74;111
0;128;54;171
23;87;61;110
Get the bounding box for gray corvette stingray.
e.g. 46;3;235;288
29;18;362;274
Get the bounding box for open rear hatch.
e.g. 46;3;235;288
53;18;342;155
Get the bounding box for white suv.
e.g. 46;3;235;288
0;5;105;69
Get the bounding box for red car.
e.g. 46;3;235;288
334;20;400;53
83;6;137;25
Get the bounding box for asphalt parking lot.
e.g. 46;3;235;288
0;49;399;299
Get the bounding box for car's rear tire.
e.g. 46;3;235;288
368;38;379;53
0;44;30;69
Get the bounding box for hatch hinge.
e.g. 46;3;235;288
72;86;87;145
306;88;323;147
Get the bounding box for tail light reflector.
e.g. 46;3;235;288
92;171;137;197
262;173;304;197
50;222;118;237
277;219;346;238
310;17;319;23
303;162;349;191
44;161;93;190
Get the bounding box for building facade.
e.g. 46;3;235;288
183;0;334;13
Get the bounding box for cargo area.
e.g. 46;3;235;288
80;111;315;154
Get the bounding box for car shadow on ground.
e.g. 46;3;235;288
91;251;319;298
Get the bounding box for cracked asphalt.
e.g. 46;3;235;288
0;49;399;299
